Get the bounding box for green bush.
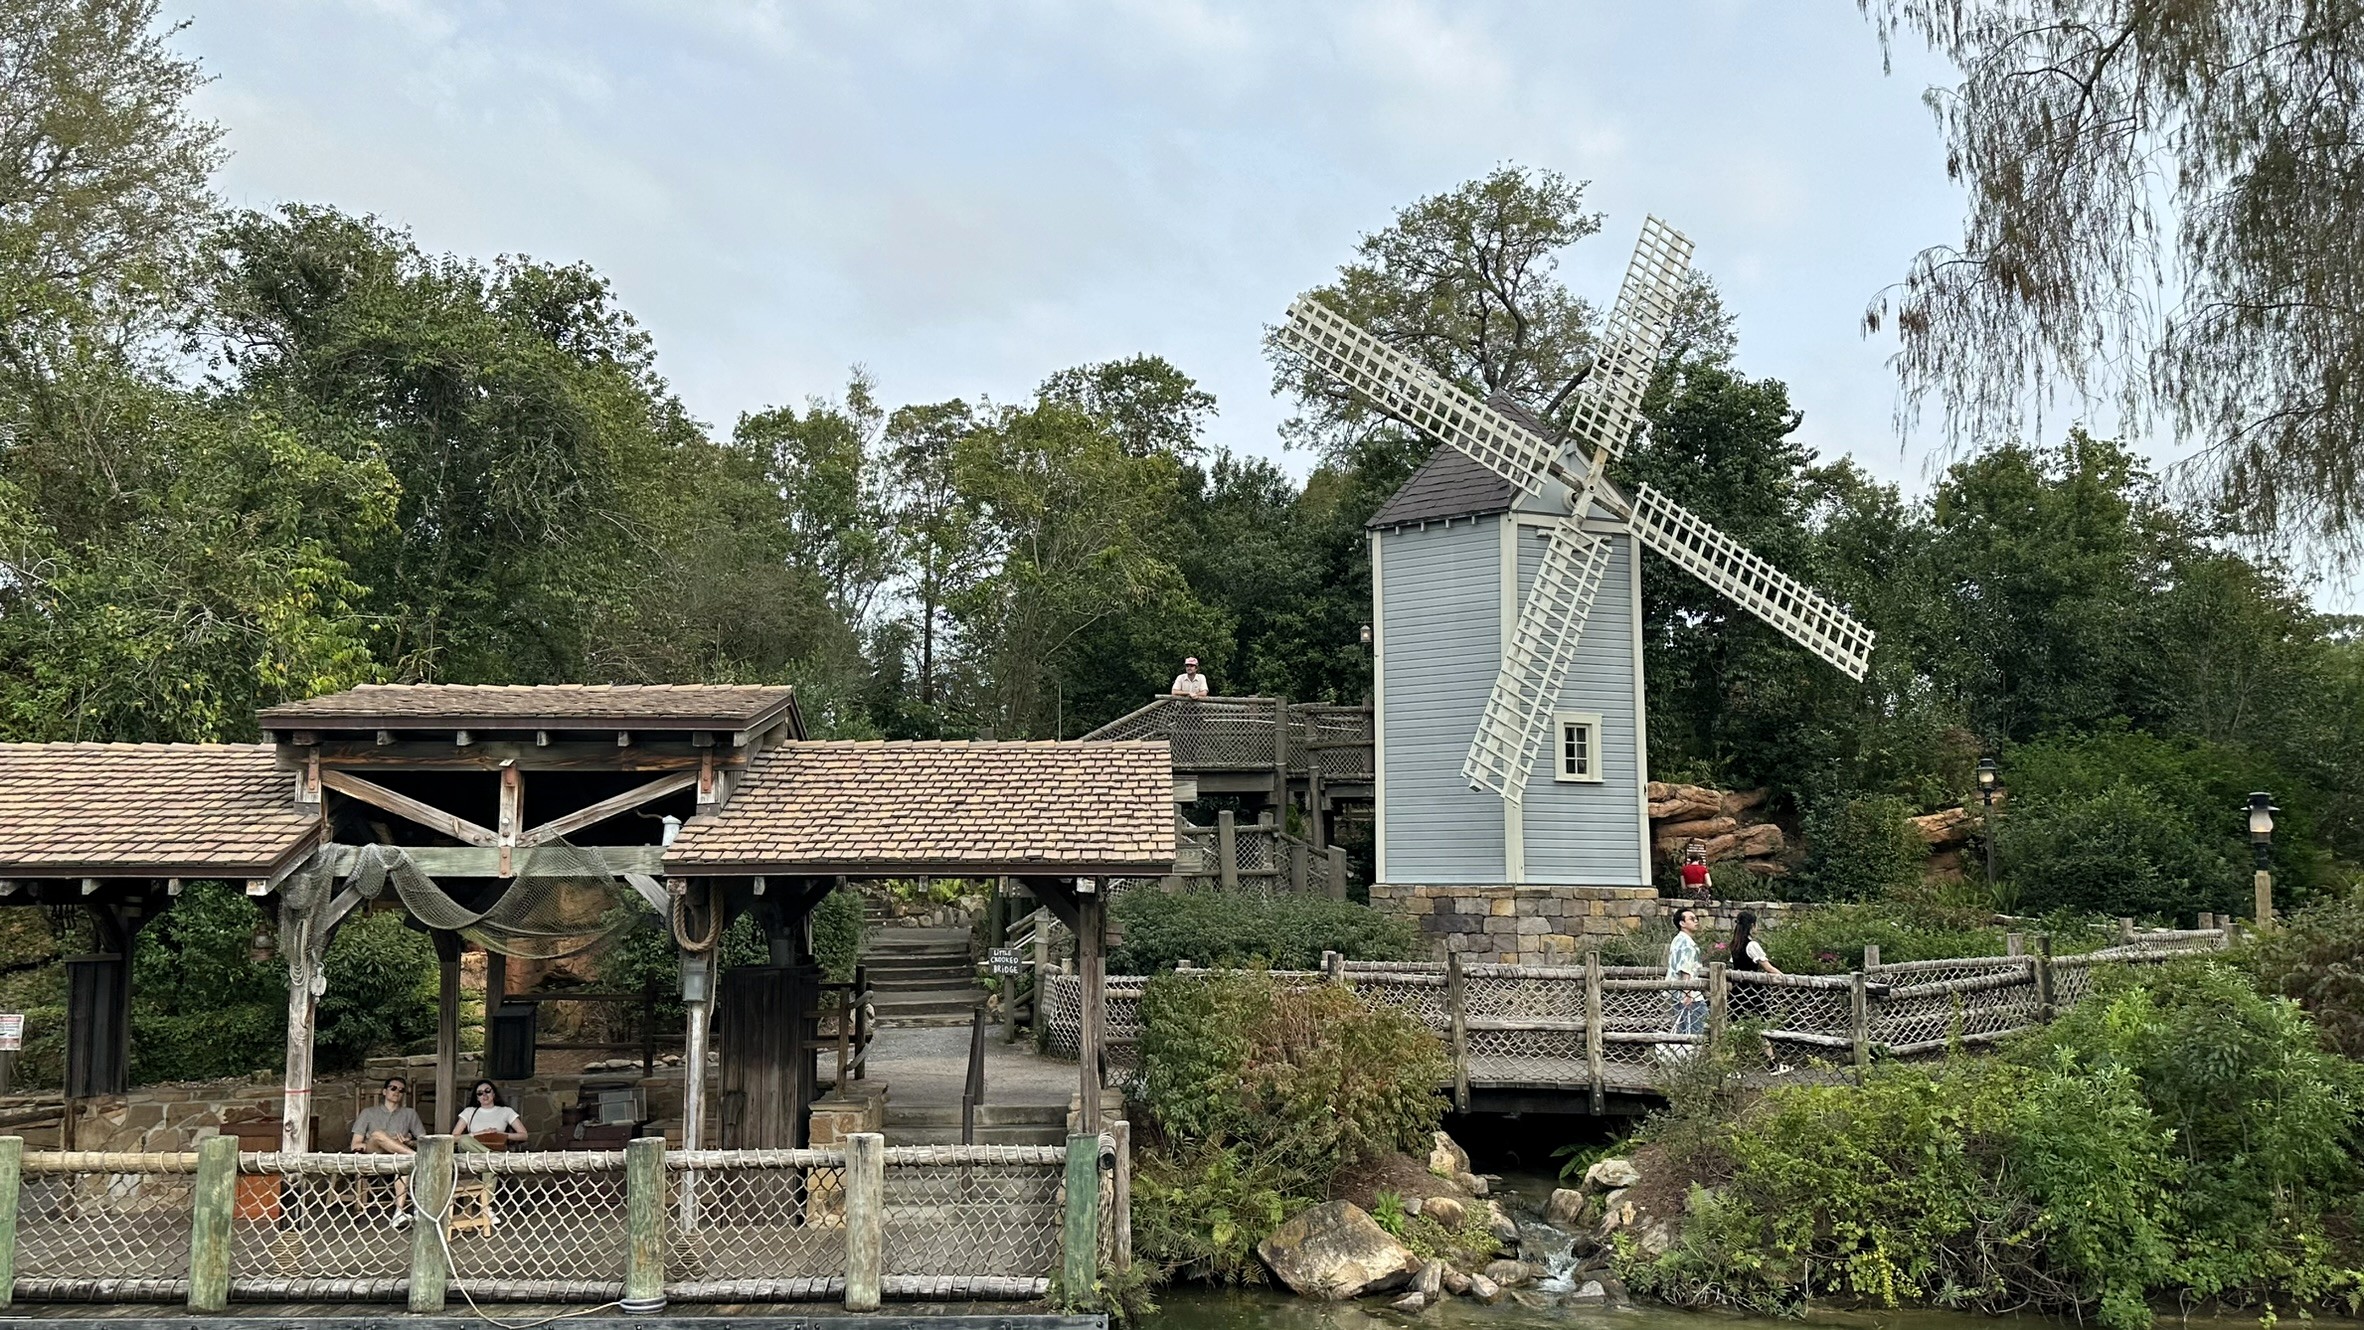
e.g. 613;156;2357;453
1131;970;1448;1282
1999;782;2238;921
316;909;438;1071
811;887;865;983
1753;901;2006;974
1796;796;1927;902
1624;960;2364;1328
2246;880;2364;1057
1109;891;1418;973
130;880;286;1082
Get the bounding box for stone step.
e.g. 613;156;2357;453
859;950;972;968
870;972;978;992
863;927;973;949
882;1123;1069;1147
884;1103;1066;1128
870;992;988;1017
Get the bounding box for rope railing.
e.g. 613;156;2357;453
1040;928;2233;1104
0;1133;1123;1313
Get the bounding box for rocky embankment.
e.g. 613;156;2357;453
1253;1133;1672;1313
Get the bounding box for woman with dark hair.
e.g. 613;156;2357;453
453;1080;527;1144
1727;911;1792;1074
1728;910;1781;976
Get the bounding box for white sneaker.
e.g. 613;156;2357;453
390;1210;412;1229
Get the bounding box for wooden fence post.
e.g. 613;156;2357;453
1861;944;1880;971
2118;917;2137;944
0;1136;19;1308
1848;970;1871;1078
1061;1133;1101;1303
2033;934;2055;1023
1216;812;1238;892
843;1132;884;1311
409;1134;455;1312
1584;951;1605;1116
1109;1119;1133;1274
186;1132;236;1312
622;1135;667;1314
1706;961;1727;1043
1445;952;1470;1113
1326;846;1349;901
2005;931;2024;957
1289;842;1308;894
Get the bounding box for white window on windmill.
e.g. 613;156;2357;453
1553;711;1603;783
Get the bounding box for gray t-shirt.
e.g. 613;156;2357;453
351;1104;424;1144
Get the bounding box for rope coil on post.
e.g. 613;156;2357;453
670;879;724;953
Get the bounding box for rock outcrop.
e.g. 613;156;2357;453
1647;782;1790;878
1257;1201;1423;1300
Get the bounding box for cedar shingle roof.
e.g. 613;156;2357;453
667;741;1175;876
1366;446;1521;528
259;684;801;735
0;745;317;878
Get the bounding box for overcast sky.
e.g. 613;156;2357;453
171;1;2354;609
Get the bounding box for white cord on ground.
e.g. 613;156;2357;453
411;1157;626;1329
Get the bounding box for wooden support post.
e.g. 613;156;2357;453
2033;934;2055;1023
1077;885;1106;1134
497;762;523;877
1862;944;1881;971
2006;931;2025;957
409;1134;455;1312
184;1129;235;1313
1706;961;1728;1043
186;1133;236;1312
1585;951;1605;1116
1272;695;1290;821
1322;950;1345;983
279;901;321;1155
2255;871;2274;929
1216;812;1238;891
1848;970;1871;1077
1446;951;1470;1113
2118;917;2137;944
1326;846;1348;901
1289;841;1308;894
0;1136;19;1308
434;932;461;1135
622;1135;667;1314
1109;1119;1133;1274
1031;904;1053;1055
843;1131;884;1312
1061;1133;1100;1304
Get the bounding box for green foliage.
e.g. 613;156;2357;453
1371;1189;1405;1236
1131;971;1448;1283
1999;781;2240;921
2247;880;2364;1057
129;881;285;1082
1109;891;1418;973
810;887;864;984
1626;961;2364;1327
316;910;437;1071
1753;902;2006;975
1797;796;1928;902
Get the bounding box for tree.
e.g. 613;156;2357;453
882;399;988;717
1863;0;2364;554
1039;355;1215;461
731;372;895;625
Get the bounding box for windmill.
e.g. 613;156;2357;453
1278;217;1874;830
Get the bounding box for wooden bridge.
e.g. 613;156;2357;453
1082;696;1372;845
1042;928;2231;1115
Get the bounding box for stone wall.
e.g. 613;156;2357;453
1370;885;1813;964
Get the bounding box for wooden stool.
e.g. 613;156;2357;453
447;1134;508;1237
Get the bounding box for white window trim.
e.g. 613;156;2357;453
1552;710;1605;783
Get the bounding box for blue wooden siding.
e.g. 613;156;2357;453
1515;524;1648;885
1376;517;1506;882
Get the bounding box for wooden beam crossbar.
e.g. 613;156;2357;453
518;771;697;847
320;770;498;847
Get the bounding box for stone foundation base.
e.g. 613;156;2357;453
807;1083;887;1145
1371;883;1661;965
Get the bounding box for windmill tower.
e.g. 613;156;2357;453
1276;218;1874;951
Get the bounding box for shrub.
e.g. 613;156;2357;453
2246;880;2364;1056
1131;970;1448;1282
316;909;438;1070
130;880;286;1082
810;887;865;983
1754;902;2005;974
1796;796;1927;902
1998;781;2238;921
1109;891;1418;973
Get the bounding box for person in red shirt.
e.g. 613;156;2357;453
1678;842;1711;900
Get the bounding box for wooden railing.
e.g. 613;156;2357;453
1081;696;1373;781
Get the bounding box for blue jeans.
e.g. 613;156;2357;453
1673;999;1705;1036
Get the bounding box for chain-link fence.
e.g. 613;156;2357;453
16;1152;197;1301
439;1149;628;1301
231;1152;414;1300
667;1148;846;1302
880;1144;1065;1298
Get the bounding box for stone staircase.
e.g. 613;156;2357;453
879;1102;1068;1147
861;921;988;1027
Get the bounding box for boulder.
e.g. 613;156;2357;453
1647;782;1724;822
1720;788;1771;816
1482;1259;1534;1288
1413;1260;1444;1297
1442;1270;1472;1295
1636;1218;1679;1259
1545;1187;1587;1228
1427;1131;1470;1178
1453;1171;1489;1197
1402;1195;1424;1217
1565;1280;1609;1307
1388;1292;1427;1313
1419;1195;1465;1228
1657;815;1738;843
1597;1198;1637;1236
1465;1274;1502;1304
1257;1201;1423;1300
1583;1157;1642;1190
1597;1273;1632;1308
1485;1200;1520;1246
1909;806;1977;848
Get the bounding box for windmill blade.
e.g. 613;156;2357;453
1627;483;1876;680
1561;215;1695;461
1463;522;1615;803
1280;297;1561;497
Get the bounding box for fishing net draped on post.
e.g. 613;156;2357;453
331;842;644;959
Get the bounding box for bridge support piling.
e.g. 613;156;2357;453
1848;971;1870;1078
1706;962;1727;1044
1584;951;1604;1115
1446;952;1470;1113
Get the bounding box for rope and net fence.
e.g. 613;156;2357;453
1039;927;2236;1101
0;1132;1123;1312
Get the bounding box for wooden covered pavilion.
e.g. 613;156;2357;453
0;685;1172;1154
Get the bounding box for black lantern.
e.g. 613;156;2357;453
1358;623;1373;648
1975;757;1998;803
1975;757;2001;885
2247;792;2277;870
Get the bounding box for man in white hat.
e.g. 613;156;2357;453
1169;657;1210;697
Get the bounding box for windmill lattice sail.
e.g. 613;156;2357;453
1463;523;1615;801
1627;483;1875;680
1560;216;1694;461
1280;298;1563;498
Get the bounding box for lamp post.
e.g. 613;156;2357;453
1975;757;2001;888
2247;791;2278;928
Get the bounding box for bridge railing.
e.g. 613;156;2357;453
1040;929;2231;1106
1081;696;1374;780
0;1133;1122;1311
